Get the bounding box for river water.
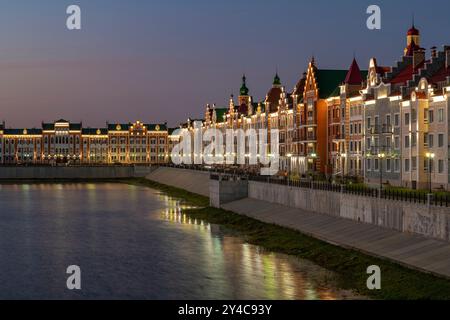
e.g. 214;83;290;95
0;183;362;299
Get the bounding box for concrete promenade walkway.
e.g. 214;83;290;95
222;198;450;279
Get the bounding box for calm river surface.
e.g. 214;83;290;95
0;183;362;300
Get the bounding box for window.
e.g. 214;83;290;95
438;134;444;148
367;117;371;129
412;134;416;147
374;159;379;171
405;159;410;172
386;114;391;127
429;110;434;123
429;134;434;148
438;108;444;122
366;159;371;171
394;114;400;127
386;159;391;172
405;113;410;126
394;136;400;149
439;160;444;173
386;137;391;148
404;136;410;148
395;159;400;172
412;157;417;171
366;138;371;149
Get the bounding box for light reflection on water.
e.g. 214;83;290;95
160;194;362;300
0;183;363;300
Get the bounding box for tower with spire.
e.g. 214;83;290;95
404;19;421;56
238;74;252;115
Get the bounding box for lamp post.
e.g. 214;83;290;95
378;152;386;193
310;152;317;178
426;152;435;194
341;153;347;183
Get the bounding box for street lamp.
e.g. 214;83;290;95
378;152;386;192
426;152;435;194
341;153;347;183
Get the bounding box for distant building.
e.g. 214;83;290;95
0;119;169;165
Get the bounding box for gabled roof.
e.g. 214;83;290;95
292;74;306;97
429;66;450;84
389;60;425;85
344;58;364;85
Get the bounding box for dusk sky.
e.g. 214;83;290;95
1;0;450;128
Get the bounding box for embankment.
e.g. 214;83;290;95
0;166;154;180
145;167;210;197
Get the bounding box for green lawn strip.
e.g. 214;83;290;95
129;178;450;300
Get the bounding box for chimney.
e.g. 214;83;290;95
431;46;437;58
413;48;425;69
445;46;450;69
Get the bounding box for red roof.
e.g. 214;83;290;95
389;61;424;85
430;66;450;84
407;26;420;36
344;58;363;85
265;87;282;113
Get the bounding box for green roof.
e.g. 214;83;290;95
319;70;368;99
315;69;348;99
214;108;228;122
273;73;281;86
240;75;249;96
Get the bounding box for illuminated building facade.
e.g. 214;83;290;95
180;24;450;190
0;119;169;165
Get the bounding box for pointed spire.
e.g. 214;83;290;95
229;94;235;112
240;74;249;96
273;72;281;86
344;58;363;85
407;16;419;36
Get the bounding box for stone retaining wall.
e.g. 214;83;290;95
248;181;450;241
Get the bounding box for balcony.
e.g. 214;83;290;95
331;134;345;140
300;133;317;142
366;125;393;135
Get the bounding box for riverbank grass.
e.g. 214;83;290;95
131;178;450;300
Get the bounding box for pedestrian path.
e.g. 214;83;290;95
222;198;450;279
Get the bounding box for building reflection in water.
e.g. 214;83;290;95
160;194;358;300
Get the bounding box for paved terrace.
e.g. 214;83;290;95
222;198;450;279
